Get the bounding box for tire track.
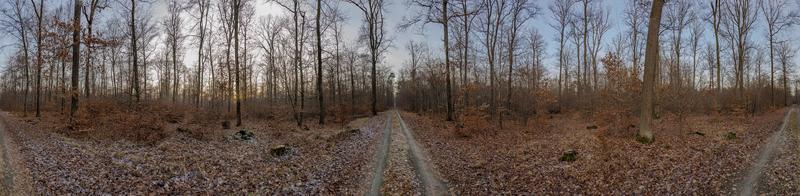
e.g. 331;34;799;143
737;107;795;195
368;112;392;196
367;110;448;195
396;111;448;195
0;113;14;194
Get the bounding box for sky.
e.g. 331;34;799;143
120;0;626;76
0;0;792;81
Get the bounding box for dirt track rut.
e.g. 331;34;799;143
367;110;448;195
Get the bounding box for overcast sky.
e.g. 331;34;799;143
0;0;794;80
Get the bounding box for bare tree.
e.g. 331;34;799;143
315;0;324;124
163;0;184;102
191;0;211;106
665;0;695;89
402;0;458;121
233;0;242;126
624;0;648;77
760;0;796;105
725;0;758;99
504;0;538;125
639;0;666;144
0;0;33;116
476;0;508;126
82;0;105;98
689;20;704;89
405;41;426;114
125;0;141;102
588;6;609;93
777;41;795;106
71;0;81;120
548;0;576;108
343;0;389;116
453;0;479;108
709;0;723;92
31;0;43;117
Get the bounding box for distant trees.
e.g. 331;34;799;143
549;0;576;108
504;0;538;126
726;0;758;99
83;0;104;98
163;0;184;103
0;0;797;144
760;0;796;106
191;0;211;107
1;0;33;116
344;0;388;116
403;0;456;121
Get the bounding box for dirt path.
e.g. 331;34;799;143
367;110;448;195
368;112;393;195
0;113;15;194
395;111;448;195
737;107;796;195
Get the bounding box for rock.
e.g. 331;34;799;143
271;145;292;157
586;125;598;130
725;132;737;140
348;128;360;134
560;149;578;162
222;121;231;129
233;129;254;141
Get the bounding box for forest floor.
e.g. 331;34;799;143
0;102;798;194
0;103;387;194
400;108;800;194
368;110;447;195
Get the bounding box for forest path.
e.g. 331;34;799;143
737;107;796;195
0;113;16;194
367;110;448;195
368;112;393;195
395;110;448;195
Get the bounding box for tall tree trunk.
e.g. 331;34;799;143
712;0;722;94
768;30;775;106
34;0;43;118
71;0;82;121
316;0;325;125
234;0;242;126
131;0;140;102
639;0;665;144
444;0;453;121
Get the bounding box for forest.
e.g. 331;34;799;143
0;0;797;194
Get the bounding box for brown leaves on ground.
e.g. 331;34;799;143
401;109;791;194
3;101;384;194
757;111;800;193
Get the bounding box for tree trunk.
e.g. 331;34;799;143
316;0;325;125
71;0;82;121
444;0;453;121
233;0;242;126
638;0;665;144
131;0;140;102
